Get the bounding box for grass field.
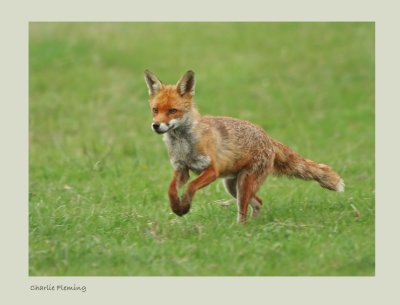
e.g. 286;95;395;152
29;22;375;276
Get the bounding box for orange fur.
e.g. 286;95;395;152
144;70;344;222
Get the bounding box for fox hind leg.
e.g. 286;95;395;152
223;177;263;218
250;195;262;217
222;177;237;198
236;173;257;222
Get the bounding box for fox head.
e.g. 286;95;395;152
144;70;196;134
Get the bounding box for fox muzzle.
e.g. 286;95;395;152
151;122;170;134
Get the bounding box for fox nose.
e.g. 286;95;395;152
152;122;160;130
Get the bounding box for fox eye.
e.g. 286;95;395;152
152;108;158;114
168;108;177;114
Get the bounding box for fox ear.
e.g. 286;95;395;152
144;70;163;96
176;70;195;96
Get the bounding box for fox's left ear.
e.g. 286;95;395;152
176;70;195;96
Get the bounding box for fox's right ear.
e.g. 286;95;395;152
144;70;163;96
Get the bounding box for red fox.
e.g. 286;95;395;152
144;70;344;222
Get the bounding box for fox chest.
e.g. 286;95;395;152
163;133;210;174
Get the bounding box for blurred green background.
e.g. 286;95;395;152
29;22;374;275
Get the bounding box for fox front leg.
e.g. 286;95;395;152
180;166;218;215
168;169;189;216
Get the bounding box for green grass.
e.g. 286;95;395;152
29;22;374;276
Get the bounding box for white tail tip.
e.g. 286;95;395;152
336;179;345;192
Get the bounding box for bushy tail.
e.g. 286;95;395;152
272;140;344;192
